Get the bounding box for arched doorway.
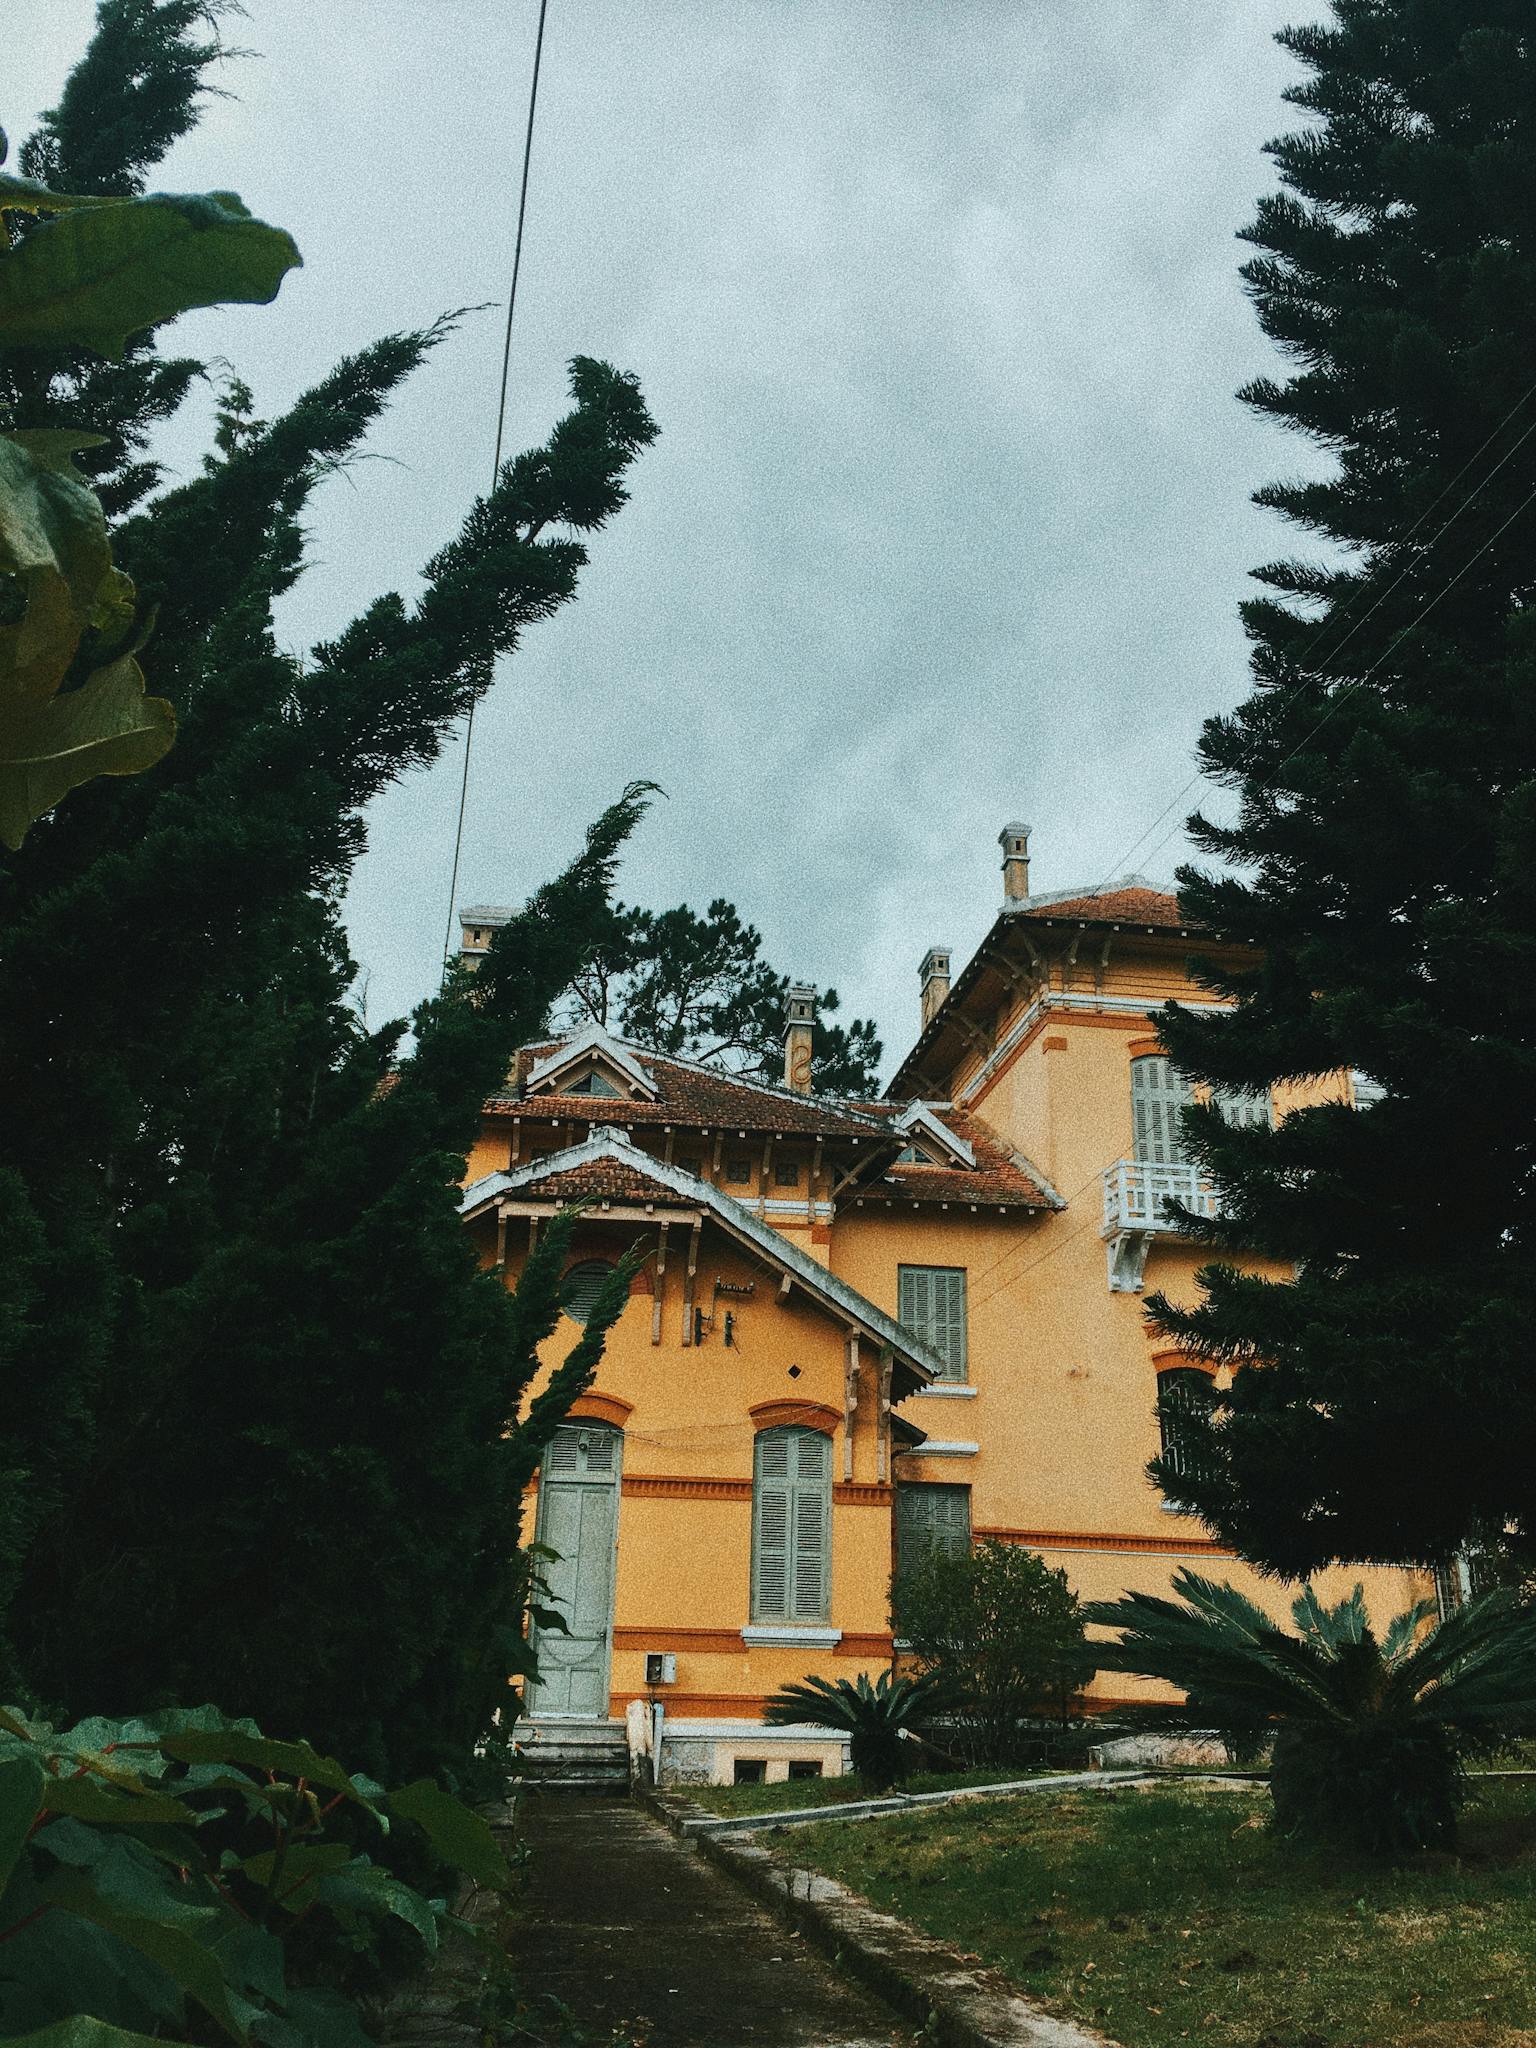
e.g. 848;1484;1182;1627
528;1420;622;1719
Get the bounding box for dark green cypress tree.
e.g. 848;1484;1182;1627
0;4;659;1777
1147;2;1536;1578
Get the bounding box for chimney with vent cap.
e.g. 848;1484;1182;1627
919;946;951;1030
999;822;1031;904
783;985;816;1094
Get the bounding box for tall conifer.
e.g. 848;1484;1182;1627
0;2;659;1774
1149;2;1536;1577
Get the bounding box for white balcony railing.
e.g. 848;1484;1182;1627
1100;1159;1222;1293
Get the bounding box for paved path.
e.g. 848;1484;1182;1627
507;1794;916;2047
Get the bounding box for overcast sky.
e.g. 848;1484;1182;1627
13;1;1326;1078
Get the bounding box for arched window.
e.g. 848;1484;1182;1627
752;1426;831;1622
1157;1368;1216;1492
560;1260;619;1325
1131;1056;1193;1164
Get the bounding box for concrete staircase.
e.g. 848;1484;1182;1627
515;1718;630;1792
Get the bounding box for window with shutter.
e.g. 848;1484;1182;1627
895;1483;971;1573
752;1426;830;1622
897;1265;968;1382
1157;1368;1216;1494
1131;1056;1194;1164
1211;1084;1270;1130
560;1260;619;1325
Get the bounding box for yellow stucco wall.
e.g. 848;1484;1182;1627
474;921;1427;1740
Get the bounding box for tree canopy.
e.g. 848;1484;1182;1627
567;894;883;1097
1146;0;1536;1577
0;0;658;1784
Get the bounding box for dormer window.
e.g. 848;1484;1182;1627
565;1068;622;1098
895;1142;938;1166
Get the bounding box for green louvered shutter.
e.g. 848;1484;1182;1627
1131;1056;1193;1164
898;1265;968;1382
753;1427;830;1621
895;1482;971;1572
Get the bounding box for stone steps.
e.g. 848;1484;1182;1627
515;1718;630;1792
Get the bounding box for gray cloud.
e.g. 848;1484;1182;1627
11;0;1328;1071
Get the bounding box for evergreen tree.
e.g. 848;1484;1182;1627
1147;2;1536;1578
568;896;883;1095
0;3;659;1777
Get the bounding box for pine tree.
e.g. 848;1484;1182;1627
0;3;659;1777
1148;2;1536;1579
568;896;883;1095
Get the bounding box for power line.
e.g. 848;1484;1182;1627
1086;377;1536;898
441;0;552;972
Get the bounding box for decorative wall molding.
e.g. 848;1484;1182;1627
1148;1346;1216;1378
748;1398;841;1436
834;1633;895;1658
567;1391;635;1427
622;1476;752;1501
832;1482;894;1508
611;1626;743;1653
975;1524;1232;1558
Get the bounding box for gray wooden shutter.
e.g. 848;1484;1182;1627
561;1260;618;1324
1158;1369;1215;1488
1132;1056;1193;1164
898;1266;968;1382
1211;1085;1270;1130
896;1483;971;1572
753;1427;830;1621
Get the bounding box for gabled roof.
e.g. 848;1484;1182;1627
461;1127;941;1392
856;1103;1061;1211
892;1102;975;1168
492;1034;891;1141
525;1020;658;1100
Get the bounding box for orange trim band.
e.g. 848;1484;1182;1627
1127;1036;1166;1059
567;1392;635;1427
623;1476;752;1501
612;1626;743;1653
835;1633;895;1658
833;1482;893;1507
1042;1034;1068;1052
975;1525;1233;1557
748;1399;841;1436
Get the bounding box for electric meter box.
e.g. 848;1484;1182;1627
644;1651;677;1686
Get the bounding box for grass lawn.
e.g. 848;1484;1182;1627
780;1776;1536;2048
680;1764;1046;1817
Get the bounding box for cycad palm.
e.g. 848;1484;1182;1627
763;1670;945;1791
1087;1572;1536;1854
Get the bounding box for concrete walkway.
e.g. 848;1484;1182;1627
507;1794;916;2047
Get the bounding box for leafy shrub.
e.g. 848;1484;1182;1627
763;1671;947;1791
1087;1572;1536;1856
890;1541;1096;1764
0;1701;513;2043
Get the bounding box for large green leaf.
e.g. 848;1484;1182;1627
0;1750;45;1888
312;1858;439;1949
0;2022;184;2048
39;1770;197;1827
0;189;300;359
0;651;175;850
40;1869;245;2043
150;1728;377;1812
0;431;113;698
389;1778;512;1892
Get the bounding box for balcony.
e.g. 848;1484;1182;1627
1100;1159;1222;1293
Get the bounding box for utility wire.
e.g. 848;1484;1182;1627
1085;376;1536;899
441;0;552;972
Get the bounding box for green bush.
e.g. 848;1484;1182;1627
1087;1572;1536;1856
763;1671;946;1792
0;1701;514;2043
890;1541;1096;1764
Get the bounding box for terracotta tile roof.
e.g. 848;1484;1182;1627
850;1104;1060;1210
1014;886;1193;929
512;1156;685;1205
490;1039;888;1139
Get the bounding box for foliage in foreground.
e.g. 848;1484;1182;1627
891;1541;1096;1764
566;895;882;1097
788;1777;1536;2048
764;1670;946;1791
1087;1570;1536;1855
0;1702;514;2046
0;4;657;1789
1142;3;1536;1575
